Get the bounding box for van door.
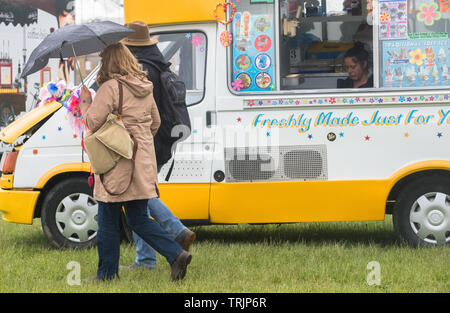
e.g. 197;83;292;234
154;24;216;223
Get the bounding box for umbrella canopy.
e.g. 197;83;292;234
21;21;134;79
0;1;38;27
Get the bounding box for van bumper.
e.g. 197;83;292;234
0;188;39;224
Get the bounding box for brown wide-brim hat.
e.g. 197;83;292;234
121;21;158;46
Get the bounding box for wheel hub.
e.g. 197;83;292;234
428;210;444;226
72;210;87;225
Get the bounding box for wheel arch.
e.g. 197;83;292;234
34;165;91;218
385;161;450;214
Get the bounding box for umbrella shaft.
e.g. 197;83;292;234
71;44;84;85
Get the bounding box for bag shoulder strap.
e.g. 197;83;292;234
117;80;123;118
99;81;138;197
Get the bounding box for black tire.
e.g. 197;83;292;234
41;177;98;249
393;175;450;247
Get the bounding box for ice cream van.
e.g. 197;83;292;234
1;0;449;248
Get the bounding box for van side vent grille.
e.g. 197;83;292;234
224;145;327;182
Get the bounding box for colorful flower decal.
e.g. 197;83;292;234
191;34;204;47
380;12;390;23
409;48;426;66
220;30;233;47
232;79;244;91
417;3;441;26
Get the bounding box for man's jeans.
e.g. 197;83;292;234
132;197;187;268
97;199;182;280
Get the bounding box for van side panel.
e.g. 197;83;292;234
158;184;210;220
210;180;387;223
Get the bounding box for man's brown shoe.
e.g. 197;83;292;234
171;251;192;281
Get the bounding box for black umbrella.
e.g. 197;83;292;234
20;21;134;82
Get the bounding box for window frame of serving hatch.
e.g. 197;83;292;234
226;0;450;98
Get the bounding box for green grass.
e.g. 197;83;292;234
0;217;449;293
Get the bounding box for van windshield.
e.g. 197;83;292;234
87;31;207;106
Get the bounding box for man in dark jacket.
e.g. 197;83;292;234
120;21;195;270
126;38;168;125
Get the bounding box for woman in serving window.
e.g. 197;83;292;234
337;42;373;89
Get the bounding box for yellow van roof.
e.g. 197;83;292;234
0;102;62;144
124;0;219;25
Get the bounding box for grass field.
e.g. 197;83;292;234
0;216;449;293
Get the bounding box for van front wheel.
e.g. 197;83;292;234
41;177;98;249
393;175;450;247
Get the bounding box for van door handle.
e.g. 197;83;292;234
206;111;215;127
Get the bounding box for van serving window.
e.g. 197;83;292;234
279;0;373;91
230;0;450;93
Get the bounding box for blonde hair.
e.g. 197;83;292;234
97;42;147;86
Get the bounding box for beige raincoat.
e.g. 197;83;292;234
80;74;161;202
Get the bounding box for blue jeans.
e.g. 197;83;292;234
96;199;183;280
132;197;187;268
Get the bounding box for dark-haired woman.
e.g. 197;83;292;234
337;42;373;89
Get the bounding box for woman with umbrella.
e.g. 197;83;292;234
20;21;193;280
79;42;192;281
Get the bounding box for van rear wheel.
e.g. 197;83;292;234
393;175;450;247
41;177;98;249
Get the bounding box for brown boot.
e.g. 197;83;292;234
171;250;192;281
176;230;196;251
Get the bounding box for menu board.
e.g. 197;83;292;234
379;0;408;40
232;12;275;92
382;38;450;87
